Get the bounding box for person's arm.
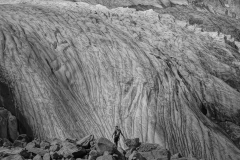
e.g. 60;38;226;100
120;130;125;140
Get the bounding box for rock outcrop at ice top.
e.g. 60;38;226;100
0;0;240;160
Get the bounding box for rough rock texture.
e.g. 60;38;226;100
0;107;18;141
8;112;18;141
2;154;24;160
0;108;9;139
1;0;240;160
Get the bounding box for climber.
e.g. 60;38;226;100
112;126;125;147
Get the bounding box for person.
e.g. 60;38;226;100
112;126;125;147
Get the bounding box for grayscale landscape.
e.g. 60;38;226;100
0;0;240;160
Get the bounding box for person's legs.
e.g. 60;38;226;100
114;137;119;147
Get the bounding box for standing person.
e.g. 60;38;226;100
112;126;125;147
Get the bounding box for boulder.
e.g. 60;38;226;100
128;151;146;160
50;151;63;159
43;153;51;160
3;138;12;147
88;150;100;160
20;149;32;159
0;108;9;139
7;112;18;141
104;151;110;155
57;140;87;158
13;140;27;148
57;141;77;158
2;154;24;160
49;144;60;152
125;150;131;159
76;135;94;149
96;155;116;160
40;141;50;149
95;137;115;155
50;138;62;146
33;154;43;160
0;147;23;158
26;147;48;156
125;138;140;149
26;142;36;150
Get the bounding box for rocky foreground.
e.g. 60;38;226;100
0;134;199;160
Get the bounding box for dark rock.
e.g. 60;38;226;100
7;112;18;141
16;134;29;143
13;140;27;148
0;108;9;139
72;147;87;158
20;149;32;159
0;138;3;147
50;151;63;159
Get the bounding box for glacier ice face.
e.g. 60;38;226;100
0;1;240;159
